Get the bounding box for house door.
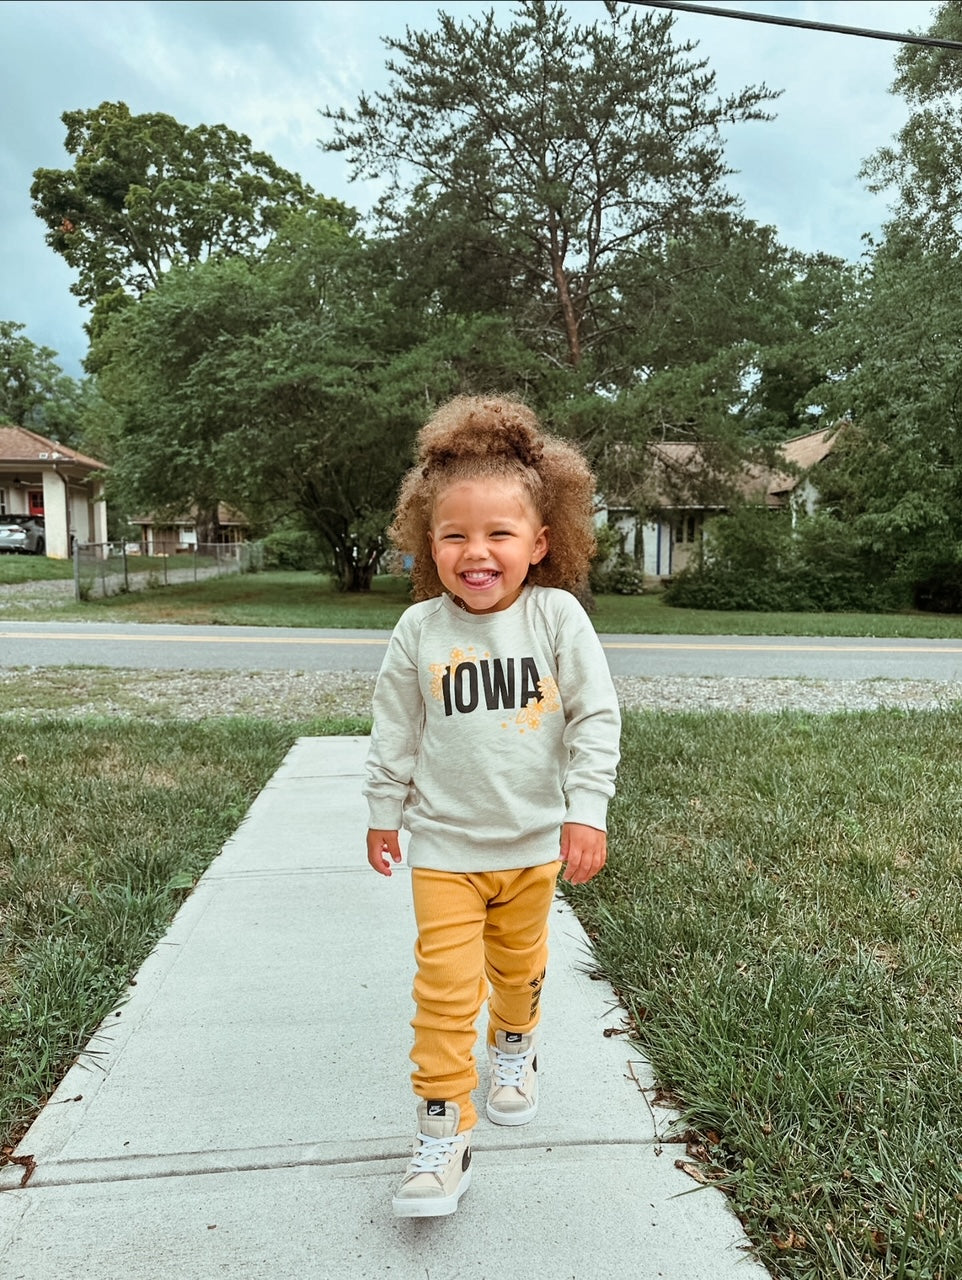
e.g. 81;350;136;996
28;490;44;516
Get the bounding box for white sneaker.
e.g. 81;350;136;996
486;1030;539;1126
392;1101;473;1217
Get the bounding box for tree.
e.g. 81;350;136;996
814;233;962;599
861;1;962;253
31;101;316;310
0;321;86;445
322;0;777;370
90;205;516;588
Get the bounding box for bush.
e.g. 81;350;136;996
589;522;645;595
663;507;905;613
591;553;646;595
259;529;324;572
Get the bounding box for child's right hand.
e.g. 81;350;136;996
367;829;403;876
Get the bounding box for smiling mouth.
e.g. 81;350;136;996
460;571;501;590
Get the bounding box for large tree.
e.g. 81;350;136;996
811;1;962;600
32;101;316;310
90;204;532;588
861;0;962;253
814;233;962;596
322;0;777;370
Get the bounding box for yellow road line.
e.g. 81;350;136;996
601;641;962;654
2;632;962;655
0;632;387;645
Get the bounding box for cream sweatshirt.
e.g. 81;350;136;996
364;585;621;872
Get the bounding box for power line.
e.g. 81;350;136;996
631;1;962;51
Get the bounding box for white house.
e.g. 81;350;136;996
0;424;108;558
604;427;841;581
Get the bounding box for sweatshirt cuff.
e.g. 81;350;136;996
564;788;610;833
366;798;404;831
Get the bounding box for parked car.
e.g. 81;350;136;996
0;515;45;555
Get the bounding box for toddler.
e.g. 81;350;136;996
364;395;620;1217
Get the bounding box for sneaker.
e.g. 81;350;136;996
392;1100;472;1217
486;1030;539;1126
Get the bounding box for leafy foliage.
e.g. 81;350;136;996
31;101;317;310
664;507;901;612
862;0;962;253
323;0;777;371
0;321;86;444
90;205;534;588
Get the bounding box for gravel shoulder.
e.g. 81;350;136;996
3;666;962;720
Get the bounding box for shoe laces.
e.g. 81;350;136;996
492;1046;530;1088
410;1130;461;1173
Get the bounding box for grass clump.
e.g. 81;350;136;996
566;708;962;1278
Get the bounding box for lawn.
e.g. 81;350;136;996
567;708;962;1279
3;696;962;1278
5;563;962;638
0;712;365;1156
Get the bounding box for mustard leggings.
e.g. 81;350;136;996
409;862;559;1131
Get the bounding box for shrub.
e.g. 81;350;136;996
592;553;646;595
260;529;324;572
589;522;645;595
663;507;905;613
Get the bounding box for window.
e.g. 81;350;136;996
673;514;701;544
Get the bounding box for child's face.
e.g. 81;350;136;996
429;477;548;614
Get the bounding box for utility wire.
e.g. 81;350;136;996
631;1;962;51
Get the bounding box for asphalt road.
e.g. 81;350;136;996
4;620;962;680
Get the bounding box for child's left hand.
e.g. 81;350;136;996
558;823;607;885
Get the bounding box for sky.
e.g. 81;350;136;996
0;0;940;379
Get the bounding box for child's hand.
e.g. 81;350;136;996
367;829;403;876
559;822;607;885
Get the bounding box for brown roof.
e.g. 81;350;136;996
131;504;248;527
635;427;842;512
0;424;107;471
765;427;841;500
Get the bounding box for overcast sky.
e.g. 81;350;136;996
0;0;938;378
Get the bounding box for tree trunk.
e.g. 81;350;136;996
547;210;582;367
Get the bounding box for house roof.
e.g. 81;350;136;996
765;427;841;500
131;504;248;528
0;424;107;472
635;426;843;512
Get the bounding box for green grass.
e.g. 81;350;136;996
5;690;962;1277
0;556;73;583
565;708;962;1279
0;713;361;1152
6;566;962;638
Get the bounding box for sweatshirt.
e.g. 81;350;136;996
363;584;621;872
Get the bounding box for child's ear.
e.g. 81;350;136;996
530;526;549;565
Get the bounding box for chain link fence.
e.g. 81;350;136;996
73;542;261;601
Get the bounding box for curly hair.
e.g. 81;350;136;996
390;395;598;602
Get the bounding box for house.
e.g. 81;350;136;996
604;426;841;580
129;505;250;555
0;424;108;558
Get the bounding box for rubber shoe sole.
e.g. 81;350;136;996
392;1167;472;1217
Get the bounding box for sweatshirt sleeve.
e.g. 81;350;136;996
553;596;621;831
363;614;424;831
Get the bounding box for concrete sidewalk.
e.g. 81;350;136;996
0;738;770;1279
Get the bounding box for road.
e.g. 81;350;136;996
4;620;962;680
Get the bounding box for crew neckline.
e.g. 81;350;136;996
439;585;531;622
